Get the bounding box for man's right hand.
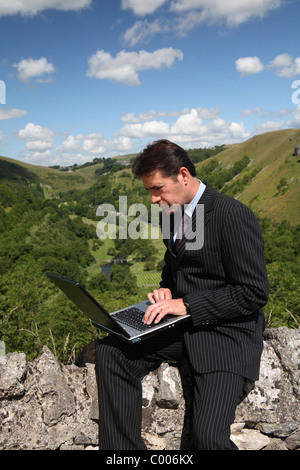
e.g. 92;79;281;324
147;287;172;304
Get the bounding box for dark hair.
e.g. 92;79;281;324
132;139;196;178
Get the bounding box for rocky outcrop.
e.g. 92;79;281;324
0;327;299;450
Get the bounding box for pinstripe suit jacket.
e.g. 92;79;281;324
160;183;269;380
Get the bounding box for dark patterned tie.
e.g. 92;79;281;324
175;211;188;252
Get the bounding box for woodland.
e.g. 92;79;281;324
0;136;299;363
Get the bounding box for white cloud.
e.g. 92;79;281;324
13;57;55;83
269;55;300;78
121;0;282;27
236;53;300;78
242;107;264;117
120;121;170;138
123;19;169;47
242;107;294;119
121;110;167;123
121;106;220;124
18;123;55;155
87;48;183;86
26;140;53;152
0;108;27;120
235;56;264;76
255;120;286;134
170;0;282;27
122;1;283;44
58;133;132;158
119;106;251;147
121;0;168;16
286;106;300;128
56;135;81;152
18;123;55;142
25;150;54;165
269;53;292;68
0;0;92;17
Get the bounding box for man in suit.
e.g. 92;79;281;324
96;139;269;450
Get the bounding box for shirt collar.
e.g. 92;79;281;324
184;180;206;218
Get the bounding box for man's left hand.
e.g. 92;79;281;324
143;298;187;325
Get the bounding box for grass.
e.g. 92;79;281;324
195;129;300;224
2;128;300;224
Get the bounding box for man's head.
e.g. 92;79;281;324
132;140;199;211
132;139;196;180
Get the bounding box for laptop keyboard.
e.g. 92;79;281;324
113;307;168;331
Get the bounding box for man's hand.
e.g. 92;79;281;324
144;288;187;325
147;287;172;304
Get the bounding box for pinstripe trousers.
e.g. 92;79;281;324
96;328;246;450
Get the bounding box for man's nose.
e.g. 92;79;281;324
151;194;161;204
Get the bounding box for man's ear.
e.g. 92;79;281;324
178;167;189;184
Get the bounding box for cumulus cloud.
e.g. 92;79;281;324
18;123;55;142
13;57;55;83
121;110;168;123
169;0;281;27
268;54;300;78
18;123;55;154
119;106;251;146
86;48;183;86
121;0;282;27
121;0;168;16
254;120;286;134
0;108;27;120
235;56;264;76
0;0;92;17
236;53;300;78
122;1;283;44
57;133;132;158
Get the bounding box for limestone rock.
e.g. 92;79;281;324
0;328;299;450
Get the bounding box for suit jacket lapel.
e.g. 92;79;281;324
175;182;216;261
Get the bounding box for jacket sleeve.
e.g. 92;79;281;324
159;244;176;293
185;203;269;327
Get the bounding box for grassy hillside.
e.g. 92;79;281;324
1;128;299;224
0;129;299;362
194;129;300;225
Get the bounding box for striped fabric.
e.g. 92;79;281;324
96;182;269;449
160;182;269;380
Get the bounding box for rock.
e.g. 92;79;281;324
156;363;181;409
0;352;27;399
0;328;299;450
231;428;270;450
285;428;300;450
0;346;98;450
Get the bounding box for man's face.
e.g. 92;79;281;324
141;169;188;213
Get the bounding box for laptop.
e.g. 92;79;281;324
46;272;190;343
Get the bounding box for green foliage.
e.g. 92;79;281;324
258;219;300;329
196;155;250;190
0;145;299;364
188;145;225;163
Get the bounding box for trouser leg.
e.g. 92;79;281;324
192;371;245;450
96;329;188;450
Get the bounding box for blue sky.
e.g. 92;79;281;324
0;0;299;167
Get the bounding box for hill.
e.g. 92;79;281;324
194;128;300;225
1;128;299;224
0;129;299;363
